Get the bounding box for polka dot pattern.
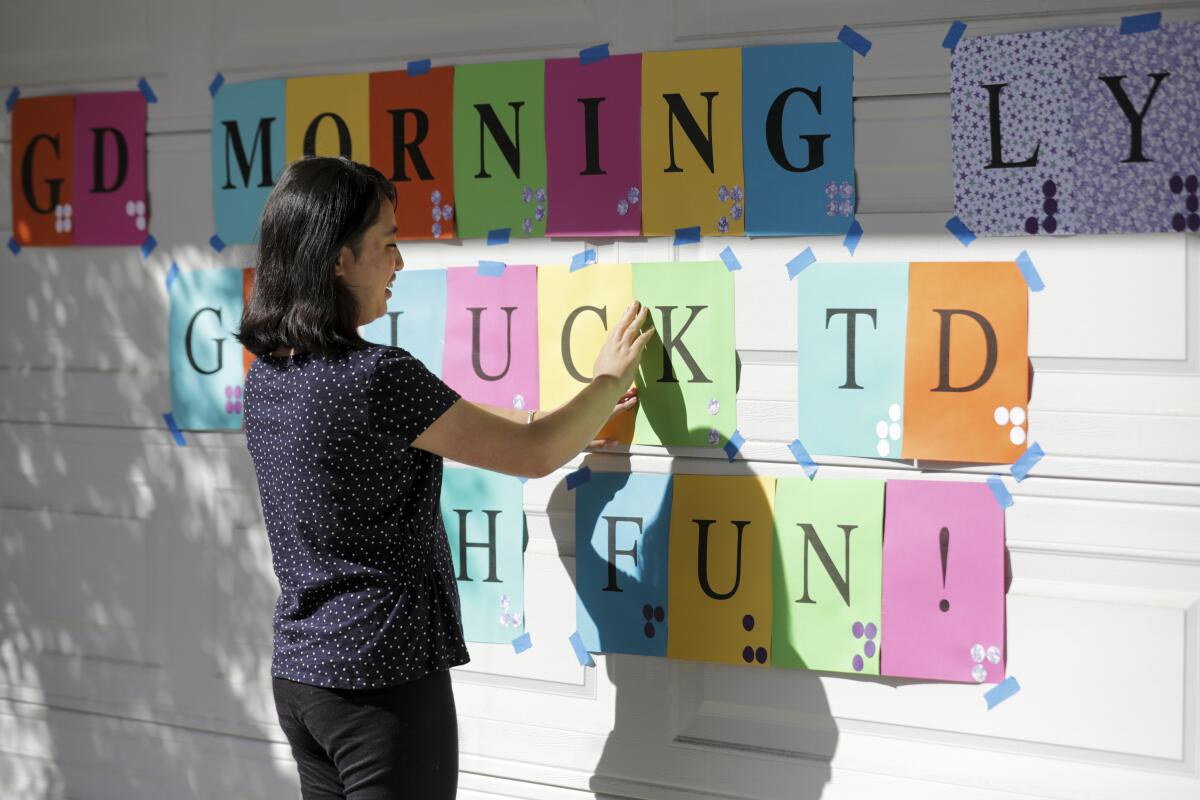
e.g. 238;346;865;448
244;344;468;690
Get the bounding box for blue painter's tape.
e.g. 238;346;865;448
579;43;610;65
487;227;510;245
569;631;596;666
7;237;21;256
1010;442;1044;482
1015;250;1045;292
566;466;592;491
208;72;225;97
723;429;746;462
407;59;432;76
943;20;967;51
838;25;873;56
946;215;976;246
787;438;819;479
511;632;532;654
517;475;529;484
986;476;1014;509
843;219;863;255
165;261;180;291
570;248;597;271
1120;11;1161;34
5;87;20;113
718;245;742;272
137;77;158;104
786;247;816;280
673;226;701;246
477;260;506;277
140;234;158;258
985;676;1021;709
163;412;187;447
209;233;226;253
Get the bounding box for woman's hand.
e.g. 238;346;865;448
589;385;638;448
593;300;654;388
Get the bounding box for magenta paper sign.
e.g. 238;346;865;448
544;54;642;237
881;480;1006;684
443;265;540;410
72;92;148;245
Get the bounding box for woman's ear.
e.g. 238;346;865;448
333;245;351;278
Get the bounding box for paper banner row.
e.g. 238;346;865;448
442;466;1006;685
9;92;149;246
952;20;1200;236
169;259;1030;464
209;44;853;244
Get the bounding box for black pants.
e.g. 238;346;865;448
272;669;458;799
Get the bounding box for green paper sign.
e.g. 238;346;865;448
452;60;547;238
632;261;737;447
772;478;884;675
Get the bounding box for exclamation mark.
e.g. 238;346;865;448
938;526;950;612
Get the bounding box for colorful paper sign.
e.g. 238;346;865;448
443;264;539;409
73;92;148;245
168;267;247;430
632;261;736;448
10;95;75;246
452;60;548;238
797;262;909;458
667;474;775;666
742;43;855;236
360;268;448;376
772;478;884;675
641;49;745;237
441;466;526;643
369;66;457;240
544;54;643;237
285;74;371;163
902;262;1029;464
575;471;672;656
212;79;285;245
881;480;1006;684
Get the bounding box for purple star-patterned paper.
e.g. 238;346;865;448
951;29;1079;236
1070;22;1200;234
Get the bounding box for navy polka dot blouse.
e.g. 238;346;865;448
243;344;470;689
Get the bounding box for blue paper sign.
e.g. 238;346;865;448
359;268;448;376
168;267;247;431
212;79;286;245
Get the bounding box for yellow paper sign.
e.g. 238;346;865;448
641;49;744;237
667;474;776;666
285;74;371;163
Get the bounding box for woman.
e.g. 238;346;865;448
237;156;651;799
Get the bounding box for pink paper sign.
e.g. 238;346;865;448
544;54;642;237
881;480;1006;684
72;92;148;245
443;265;540;409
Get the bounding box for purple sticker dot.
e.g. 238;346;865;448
742;646;754;663
642;604;653;620
654;606;664;623
225;385;232;398
1189;214;1200;232
852;654;864;671
1187;195;1198;213
864;640;876;658
1043;198;1058;215
1042;180;1056;198
865;622;877;640
644;622;655;638
1173;213;1188;232
1187;175;1199;194
225;401;234;414
755;647;768;664
1024;216;1039;235
852;621;864;638
742;614;754;632
1042;215;1057;234
234;386;242;399
1169;174;1184;193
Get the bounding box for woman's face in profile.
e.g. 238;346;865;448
336;201;402;327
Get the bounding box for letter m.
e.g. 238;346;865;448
222;118;277;190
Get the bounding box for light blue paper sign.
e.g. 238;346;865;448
575;472;672;656
360;268;448;375
797;262;908;458
168;267;247;431
212;79;286;244
742;44;855;236
440;466;526;643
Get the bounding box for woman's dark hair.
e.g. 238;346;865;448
237;156;396;358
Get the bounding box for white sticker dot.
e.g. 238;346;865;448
125;200;136;216
986;645;1002;664
1010;406;1026;426
875;420;888;438
54;219;64;233
64;204;72;217
970;644;985;663
135;200;146;216
64;219;72;232
876;439;890;457
889;422;900;441
135;216;146;231
1009;426;1026;445
971;664;988;683
888;403;901;422
994;406;1009;425
54;204;64;218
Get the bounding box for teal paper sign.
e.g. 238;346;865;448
212;79;285;245
360;268;448;375
168;267;246;431
440;466;526;643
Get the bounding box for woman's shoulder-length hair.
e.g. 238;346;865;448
237;156;396;359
